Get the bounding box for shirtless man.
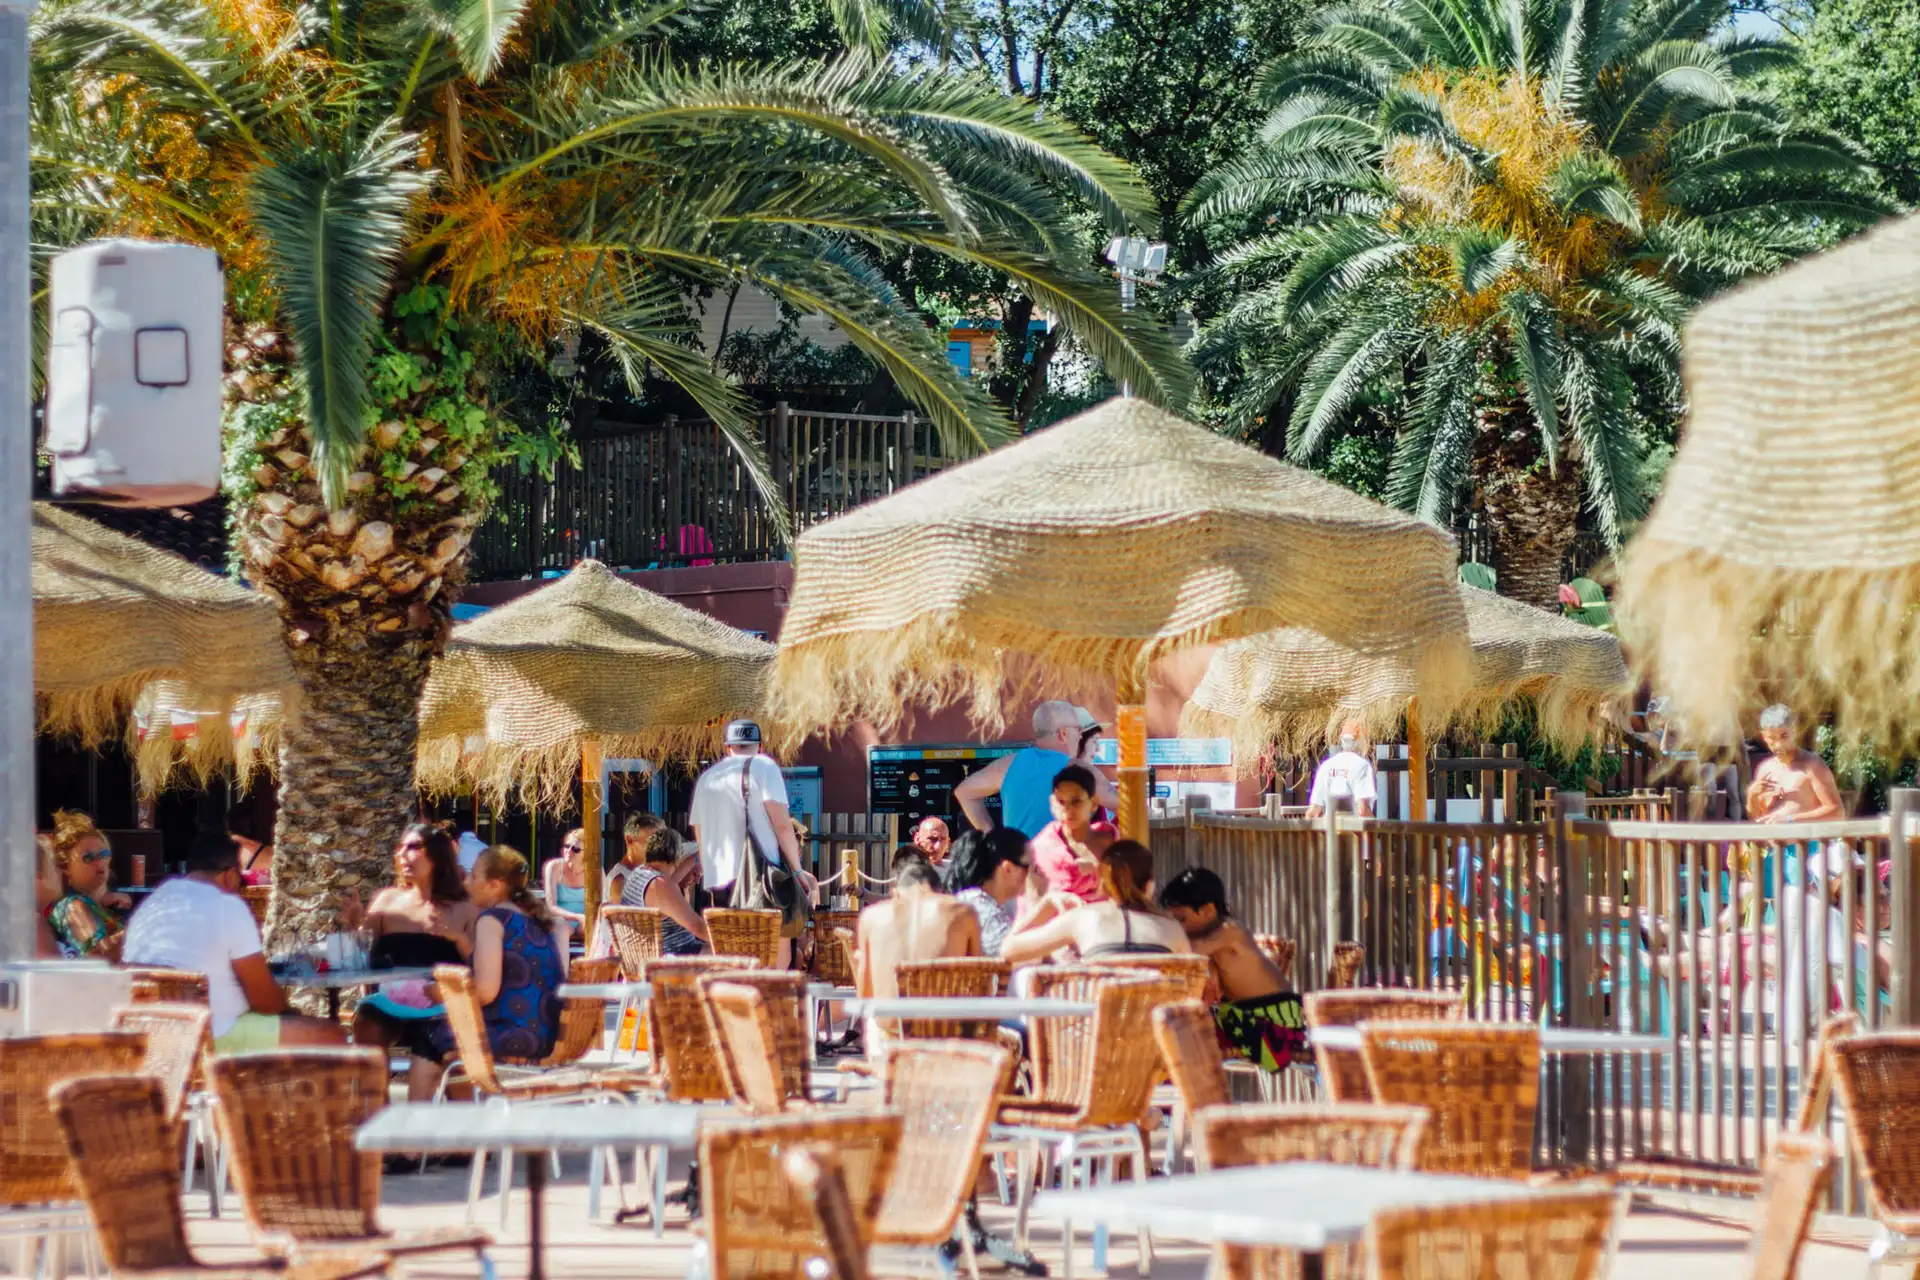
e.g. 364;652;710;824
1158;866;1307;1073
853;856;982;1000
1747;704;1844;824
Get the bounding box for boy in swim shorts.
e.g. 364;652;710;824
1159;866;1306;1071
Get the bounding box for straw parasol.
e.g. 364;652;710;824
770;397;1472;839
34;503;295;791
1184;585;1630;774
1615;211;1920;748
415;559;776;807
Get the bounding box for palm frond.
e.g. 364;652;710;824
1385;327;1480;523
1544;151;1641;232
416;0;533;81
1501;288;1563;468
248;122;432;506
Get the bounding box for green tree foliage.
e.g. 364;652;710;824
1184;0;1890;605
1773;0;1920;203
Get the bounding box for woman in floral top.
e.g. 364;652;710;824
43;810;131;959
943;827;1031;957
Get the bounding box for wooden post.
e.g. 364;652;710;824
1116;671;1150;843
1501;743;1517;823
582;738;605;947
1407;698;1428;822
1554;790;1592;1163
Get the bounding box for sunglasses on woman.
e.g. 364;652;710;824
78;850;113;866
562;841;584;853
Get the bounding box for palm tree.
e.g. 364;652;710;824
1183;0;1890;606
31;0;1190;944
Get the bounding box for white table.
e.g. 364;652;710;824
278;966;435;1018
557;981;650;1002
1030;1162;1572;1280
356;1101;723;1268
1309;1026;1673;1054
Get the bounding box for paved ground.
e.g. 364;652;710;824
163;1152;1881;1279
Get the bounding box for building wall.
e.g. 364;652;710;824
459;561;1258;813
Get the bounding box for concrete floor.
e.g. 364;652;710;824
168;1152;1882;1279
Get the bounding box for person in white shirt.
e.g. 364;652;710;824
1304;718;1377;818
689;719;813;966
122;832;346;1053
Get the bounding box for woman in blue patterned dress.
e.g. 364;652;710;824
405;845;564;1102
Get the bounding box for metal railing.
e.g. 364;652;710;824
470;404;948;579
1141;792;1920;1208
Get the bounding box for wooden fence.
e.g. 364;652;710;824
470;405;949;579
1144;793;1920;1209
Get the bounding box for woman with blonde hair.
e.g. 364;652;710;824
403;847;565;1103
43;809;131;959
542;827;590;945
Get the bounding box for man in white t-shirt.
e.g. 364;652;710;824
690;720;812;964
1305;718;1378;818
122;833;347;1053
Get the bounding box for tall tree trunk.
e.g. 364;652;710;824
268;633;434;950
229;334;481;951
1472;400;1582;609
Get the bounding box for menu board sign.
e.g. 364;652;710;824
867;743;1019;829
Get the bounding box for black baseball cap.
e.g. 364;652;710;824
723;719;763;746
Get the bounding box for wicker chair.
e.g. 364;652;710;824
211;1049;491;1267
601;907;666;982
704;908;782;967
434;965;651;1102
810;911;861;987
526;956;619;1068
1359;1022;1541;1178
700;972;814;1114
997;970;1186;1264
49;1074;386;1280
784;1147;871;1280
1152;1002;1231;1174
1617;1011;1860;1199
1827;1029;1920;1277
1327;942;1365;988
1254;934;1296;983
874;1041;1012;1279
126;967;211;1005
1364;1186;1620;1280
1746;1133;1835;1280
110;1003;210;1124
2;1032;148;1271
1087;952;1212;1000
645;955;761;1102
433;965;656;1224
1196;1102;1430;1280
892;957;1013;1039
698;1111;903;1279
1304;988;1466;1103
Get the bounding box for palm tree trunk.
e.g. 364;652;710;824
266;642;432;951
1472;401;1583;609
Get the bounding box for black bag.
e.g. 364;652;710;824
733;758;812;938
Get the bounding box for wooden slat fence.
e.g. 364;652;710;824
1143;794;1920;1208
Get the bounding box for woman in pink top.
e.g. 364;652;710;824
1027;764;1113;902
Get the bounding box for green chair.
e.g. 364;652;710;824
1457;561;1496;591
1563;576;1613;630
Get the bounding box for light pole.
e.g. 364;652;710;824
1104;235;1167;397
0;0;36;964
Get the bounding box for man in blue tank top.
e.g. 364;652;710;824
955;701;1116;838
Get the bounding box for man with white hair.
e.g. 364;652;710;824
1304;717;1377;819
955;700;1116;838
1747;704;1843;825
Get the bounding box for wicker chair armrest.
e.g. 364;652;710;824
373;1226;494;1257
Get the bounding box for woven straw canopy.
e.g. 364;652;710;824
1616;212;1920;748
415;560;775;808
771;397;1471;739
1184;585;1629;768
34;504;295;790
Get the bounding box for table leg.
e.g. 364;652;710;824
327;988;342;1021
526;1153;548;1280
